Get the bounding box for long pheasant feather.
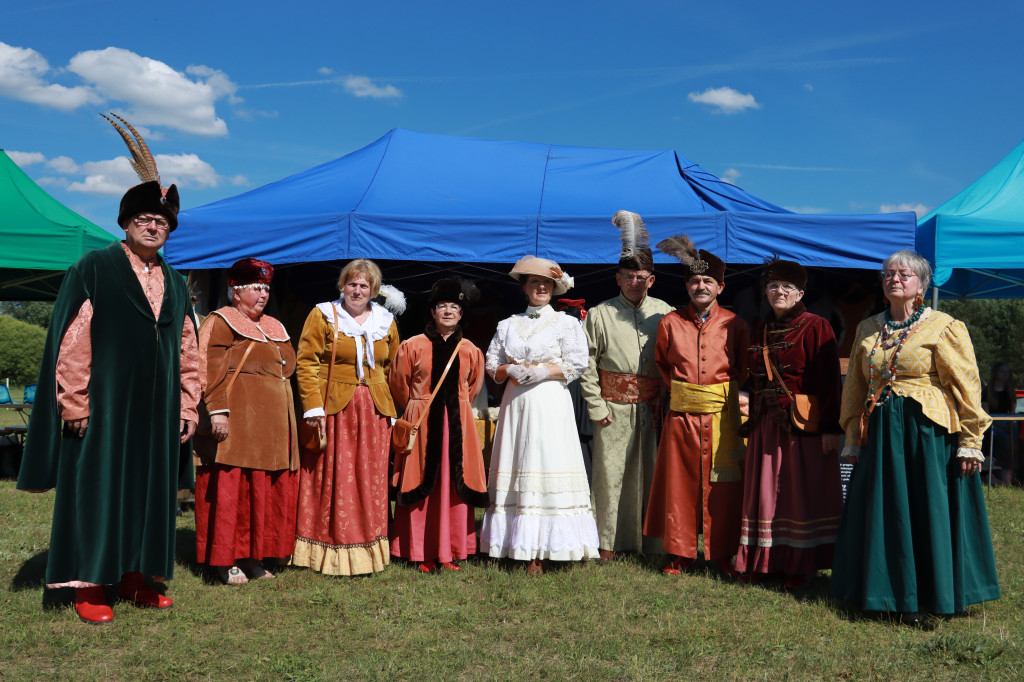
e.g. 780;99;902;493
612;210;649;259
100;113;160;184
656;234;698;266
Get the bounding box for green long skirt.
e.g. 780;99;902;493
830;397;1000;614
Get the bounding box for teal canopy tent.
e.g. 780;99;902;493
917;138;1024;299
0;150;118;300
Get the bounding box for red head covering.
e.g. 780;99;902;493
227;258;274;287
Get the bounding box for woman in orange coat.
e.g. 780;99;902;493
389;278;489;573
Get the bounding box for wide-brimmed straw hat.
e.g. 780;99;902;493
509;256;574;295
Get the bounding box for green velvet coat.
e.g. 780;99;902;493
17;242;195;585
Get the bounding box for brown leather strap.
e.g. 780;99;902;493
762;326;793;400
224;341;257;398
321;305;340;410
410;340;464;431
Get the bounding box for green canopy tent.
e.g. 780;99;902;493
0;150;118;300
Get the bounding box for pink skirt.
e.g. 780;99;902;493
292;386;391;575
194;464;298;566
735;418;842;576
390;408;476;562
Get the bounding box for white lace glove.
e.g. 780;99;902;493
507;365;529;383
519;366;549;385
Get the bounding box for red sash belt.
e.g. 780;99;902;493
599;369;660;404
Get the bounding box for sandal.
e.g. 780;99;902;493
219;566;248;585
238;558;275;580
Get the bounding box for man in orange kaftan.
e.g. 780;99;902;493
643;236;749;575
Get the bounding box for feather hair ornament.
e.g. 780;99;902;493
375;284;407;315
612;210;650;260
656;233;708;273
100;113;160;185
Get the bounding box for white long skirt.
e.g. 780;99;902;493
479;379;600;561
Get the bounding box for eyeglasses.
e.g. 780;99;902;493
766;283;798;294
434;303;462;312
133;215;170;230
618;272;652;283
881;269;917;281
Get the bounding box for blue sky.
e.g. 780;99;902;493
3;0;1023;235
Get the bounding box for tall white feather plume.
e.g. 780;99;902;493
376;284;407;315
612;209;649;259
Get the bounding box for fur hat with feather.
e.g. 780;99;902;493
102;113;180;231
656;233;726;283
612;210;655;272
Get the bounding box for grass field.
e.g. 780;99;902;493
0;480;1021;681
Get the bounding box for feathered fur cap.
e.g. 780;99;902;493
612;210;655;272
428;277;480;309
102;113;180;230
509;255;574;295
761;257;807;290
656;233;726;283
227;258;274;288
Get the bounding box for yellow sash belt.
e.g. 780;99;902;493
669;379;744;482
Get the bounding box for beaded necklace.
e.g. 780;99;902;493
866;306;926;403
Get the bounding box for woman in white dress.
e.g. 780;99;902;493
480;256;600;575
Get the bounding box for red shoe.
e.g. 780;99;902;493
418;561;436;574
440;561;461;572
662;556;694;575
118;572;173;609
598;549;615;562
75;586;113;624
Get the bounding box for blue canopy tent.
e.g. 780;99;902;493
167;129;915;271
917;138;1024;299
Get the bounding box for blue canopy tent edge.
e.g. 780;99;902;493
167;128;916;272
917;137;1024;299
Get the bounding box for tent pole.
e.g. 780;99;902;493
932;285;939;311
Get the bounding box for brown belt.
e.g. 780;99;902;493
599;369;660;404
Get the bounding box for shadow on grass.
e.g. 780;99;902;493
9;550;79;612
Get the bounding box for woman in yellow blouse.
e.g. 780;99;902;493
831;250;1000;620
292;259;400;575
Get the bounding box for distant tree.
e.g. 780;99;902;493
941;299;1024;387
0;301;55;329
0;315;47;384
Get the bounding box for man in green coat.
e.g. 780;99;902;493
580;211;674;560
18;176;200;624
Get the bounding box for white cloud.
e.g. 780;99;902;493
343;75;402;99
229;175;249;186
68;47;235;135
0;42;100;111
721;168;742;184
687;86;761;114
5;150;45;166
46;155;79;174
880;202;930;217
318;67;334;75
803;83;814;91
67;153;223;195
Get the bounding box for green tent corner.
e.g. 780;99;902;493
1;149;118;301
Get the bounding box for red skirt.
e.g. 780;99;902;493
194;464;298;566
390;408;476;562
292;386;391;575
